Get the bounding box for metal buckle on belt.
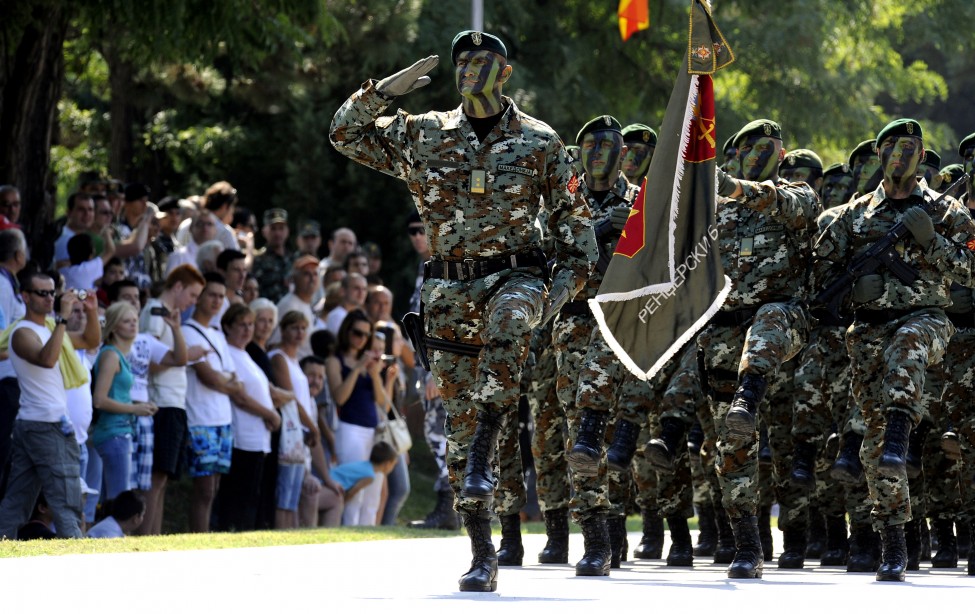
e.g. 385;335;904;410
462;258;476;281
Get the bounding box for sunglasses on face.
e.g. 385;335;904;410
350;328;371;339
27;289;56;298
407;226;425;236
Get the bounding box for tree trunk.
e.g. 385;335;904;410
104;44;137;183
0;2;70;265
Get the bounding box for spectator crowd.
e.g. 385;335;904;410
0;177;426;539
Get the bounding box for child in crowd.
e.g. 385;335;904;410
87;490;147;538
60;231;115;294
329;441;399;524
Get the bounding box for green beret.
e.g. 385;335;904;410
941;163;966;183
922;150;941;169
451;30;507;63
847;139;877;167
958;132;975;157
781;148;823;172
734;119;782;147
823;162;852;178
621;123;657;146
576;115;623;145
722;133;738;156
875;118;923;147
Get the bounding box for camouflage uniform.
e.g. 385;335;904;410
701;178;819;519
814;181;975;529
525;324;570;513
330;82;596;514
554;173;639;520
251;248;293;303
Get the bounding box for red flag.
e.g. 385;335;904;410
618;0;650;41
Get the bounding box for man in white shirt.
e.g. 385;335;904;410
175;181;239;251
181;272;242;533
324;272;369;336
53;193;96;269
0;271;101;538
274;255;323;359
167;209;220;274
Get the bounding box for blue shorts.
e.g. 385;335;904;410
186;425;233;478
276;463;305;511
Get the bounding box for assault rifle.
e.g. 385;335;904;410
813;172;970;320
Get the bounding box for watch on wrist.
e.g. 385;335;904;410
54;315;68;326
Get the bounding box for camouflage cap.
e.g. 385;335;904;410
958;132;975;157
263;207;288;226
922;150;941;169
780;148;823;172
734;119;782;147
299;220;321;237
823;162;852;178
621;123;657;146
576;115;623;145
875;118;923;146
847;139;877;167
451;30;507;63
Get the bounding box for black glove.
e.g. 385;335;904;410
949;286;974;313
376;56;439;97
609;206;631;232
851;274;884;304
901;206;935;249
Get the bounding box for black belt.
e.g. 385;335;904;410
710;308;758;327
854;308;916;324
948;311;975;328
423;250;547;282
560;300;591;316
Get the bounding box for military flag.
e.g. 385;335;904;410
591;0;734;380
618;0;650;41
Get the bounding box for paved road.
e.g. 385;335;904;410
4;530;970;612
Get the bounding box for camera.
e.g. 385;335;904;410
74;289;88;301
380;325;396;364
150;306;170;317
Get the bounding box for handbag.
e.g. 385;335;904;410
278;399;307;465
375;403;412;455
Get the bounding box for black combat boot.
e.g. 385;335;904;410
567;409;609;477
877;524;908;582
931;518;958;568
725;373;768;441
790;441;819;491
905;419;932;479
632;509;664;559
607;514;626;568
820;514;849;566
758;505;774;561
496;513;524;566
606;419;641;471
847;523;881;573
904;518;920;570
920;518;932;561
713;505;737;564
830;431;865;485
458;508;498;592
806;510;826;559
877;410;913;478
462;410;504;502
694;503;718;557
666;516;694;567
727;515;764;579
958;520;971;559
408;487;459;530
538;508;569;564
646;417;687;473
778;522;808;569
575;514;611;576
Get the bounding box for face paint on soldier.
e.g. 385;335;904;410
878;136;923;193
822;173;854;208
852;153;882;195
455;50;511;119
621;142;654;184
580;130;625;191
737;136;781;182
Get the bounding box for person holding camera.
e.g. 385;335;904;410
325;309;387;525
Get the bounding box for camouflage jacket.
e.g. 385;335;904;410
717;178;821;308
579;173;640;299
330;80;597;297
251;248;293;304
814;182;975;310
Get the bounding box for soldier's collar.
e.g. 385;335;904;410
869;182;925;209
445;96;518;132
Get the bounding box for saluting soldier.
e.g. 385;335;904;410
330;30;596;592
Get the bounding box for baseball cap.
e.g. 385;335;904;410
263;208;288;226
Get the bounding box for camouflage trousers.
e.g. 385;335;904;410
943;326;975;523
846;308;953;529
421;388;450;493
494;406;529;516
761;364;814;529
554;312;613;520
526;327;571;514
792;324;852;448
697;301;809;519
423;272;545;513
